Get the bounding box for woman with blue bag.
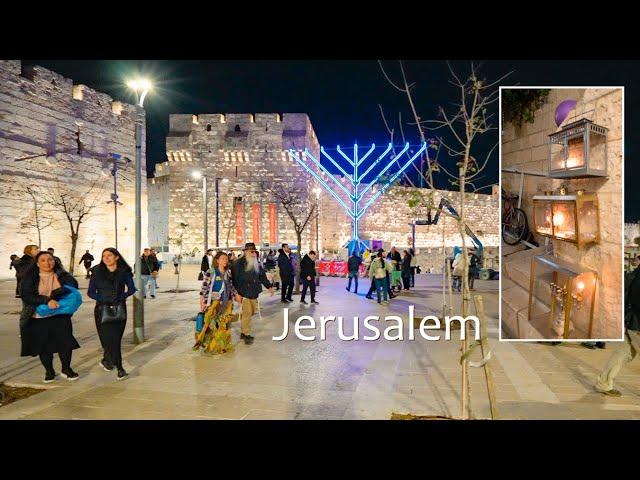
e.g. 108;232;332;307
88;248;136;380
19;251;82;383
193;251;234;354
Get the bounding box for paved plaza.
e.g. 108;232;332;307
0;265;639;420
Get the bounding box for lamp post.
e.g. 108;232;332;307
126;78;151;345
103;154;131;250
214;177;230;248
191;170;209;253
313;187;321;286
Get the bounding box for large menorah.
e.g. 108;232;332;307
289;142;427;253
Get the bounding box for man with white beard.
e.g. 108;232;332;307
230;242;273;345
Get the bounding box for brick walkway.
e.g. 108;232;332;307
0;266;638;419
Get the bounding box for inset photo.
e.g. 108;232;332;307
500;87;623;341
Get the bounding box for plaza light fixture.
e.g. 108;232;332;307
126;76;153;344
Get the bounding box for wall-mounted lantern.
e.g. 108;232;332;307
532;191;599;249
528;254;598;339
548;118;608;178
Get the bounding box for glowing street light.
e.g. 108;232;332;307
126;76;152;344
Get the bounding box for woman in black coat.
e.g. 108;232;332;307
88;248;136;381
20;251;81;383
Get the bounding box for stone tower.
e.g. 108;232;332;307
148;113;320;259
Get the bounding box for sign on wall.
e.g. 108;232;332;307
252;203;261;244
269;203;277;243
235;199;244;245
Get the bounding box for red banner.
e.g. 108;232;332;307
235;202;244;245
269;203;277;243
252;203;260;244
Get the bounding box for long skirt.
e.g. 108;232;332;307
193;299;234;354
21;313;80;357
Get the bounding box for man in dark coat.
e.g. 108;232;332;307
230;242;273;345
200;249;214;277
140;248;160;298
79;250;95;279
15;245;40;298
277;243;294;303
346;252;362;294
401;250;412;290
595;255;640;396
300;251;318;304
387;247;402;292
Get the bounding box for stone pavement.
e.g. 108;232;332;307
0;265;639;420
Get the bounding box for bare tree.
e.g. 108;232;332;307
42;179;106;275
20;185;55;248
380;60;508;420
260;180;316;293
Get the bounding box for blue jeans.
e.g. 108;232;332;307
347;273;358;292
375;278;388;303
142;275;155;297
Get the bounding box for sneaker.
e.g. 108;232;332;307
117;369;129;381
596;387;621;397
365;295;373;300
280;300;290;304
300;299;308;304
99;360;114;372
345;287;350;292
286;298;294;302
44;371;57;383
382;300;389;305
151;295;156;299
311;300;319;304
60;369;79;381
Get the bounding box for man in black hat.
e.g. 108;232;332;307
277;243;294;303
230;242;273;345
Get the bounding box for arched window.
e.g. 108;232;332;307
235;124;241;132
206;124;212;131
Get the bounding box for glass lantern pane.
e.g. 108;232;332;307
566;136;585;169
588;131;606;172
534;201;553;236
550;142;565;172
570;271;597;338
578;200;598;244
551;201;576;240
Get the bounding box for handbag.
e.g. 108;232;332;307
101;303;126;324
198;271;204;281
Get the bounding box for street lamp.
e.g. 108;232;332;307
191;170;208;253
126;77;152;345
102;154;131;250
313;187;321;286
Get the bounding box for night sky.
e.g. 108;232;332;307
29;60;639;220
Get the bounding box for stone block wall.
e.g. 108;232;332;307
0;60;147;278
150;113;320;261
318;185;500;272
501;88;623;339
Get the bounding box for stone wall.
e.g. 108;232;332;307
501;88;623;339
0;60;147;279
318;185;500;272
149;113;320;261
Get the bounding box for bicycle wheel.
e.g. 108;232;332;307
502;208;529;245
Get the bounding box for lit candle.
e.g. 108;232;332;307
553;212;565;226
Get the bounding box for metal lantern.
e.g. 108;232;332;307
527;254;597;339
532;192;599;249
548;118;608;178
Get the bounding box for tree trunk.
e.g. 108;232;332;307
69;232;78;275
294;231;302;294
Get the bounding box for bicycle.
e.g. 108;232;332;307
502;188;529;245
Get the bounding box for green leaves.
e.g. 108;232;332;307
503;89;550;128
